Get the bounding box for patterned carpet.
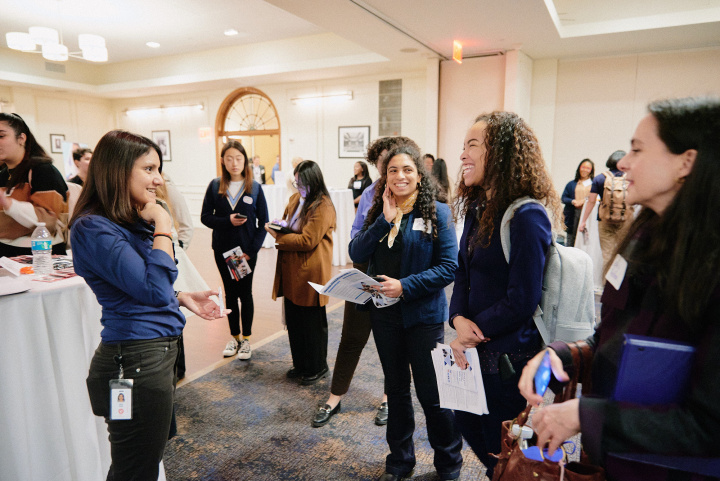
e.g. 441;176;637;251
163;305;489;481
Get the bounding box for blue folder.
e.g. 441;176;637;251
610;335;720;476
612;334;695;405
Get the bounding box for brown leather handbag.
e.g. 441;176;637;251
492;342;605;481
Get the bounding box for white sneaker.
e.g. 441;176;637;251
237;339;252;360
223;338;239;357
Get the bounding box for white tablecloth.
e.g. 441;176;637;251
262;184;288;248
0;274;166;481
260;186;354;267
329;188;355;267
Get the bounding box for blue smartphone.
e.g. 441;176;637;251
522;446;564;462
534;350;552;397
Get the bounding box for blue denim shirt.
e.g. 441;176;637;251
71;214;184;344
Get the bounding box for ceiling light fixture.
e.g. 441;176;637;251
224;29;239;36
452;41;463;64
124;103;205;117
146;42;161;49
5;26;108;62
290;91;353;105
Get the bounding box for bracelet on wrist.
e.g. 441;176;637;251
153;233;173;241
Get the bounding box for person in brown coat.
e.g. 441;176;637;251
266;160;336;385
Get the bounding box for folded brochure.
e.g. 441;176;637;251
308;268;400;308
222;246;252;280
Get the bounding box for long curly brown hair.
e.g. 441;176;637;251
364;141;439;239
453;111;562;249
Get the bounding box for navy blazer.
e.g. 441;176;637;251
200;178;269;256
449;203;550;356
349;201;457;327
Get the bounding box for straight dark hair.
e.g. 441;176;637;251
0;113;52;189
219;140;253;197
431;157;451;203
354;161;370;179
611;97;720;329
574;158;595;182
70;130;162;227
292;160;333;230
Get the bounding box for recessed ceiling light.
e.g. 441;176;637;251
224;29;238;36
146;42;160;49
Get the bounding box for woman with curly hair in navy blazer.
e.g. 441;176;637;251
349;143;463;481
201;140;268;360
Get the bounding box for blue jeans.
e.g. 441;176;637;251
371;306;463;480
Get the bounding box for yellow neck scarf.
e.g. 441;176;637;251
388;189;418;248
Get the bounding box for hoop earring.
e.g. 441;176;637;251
677;176;686;184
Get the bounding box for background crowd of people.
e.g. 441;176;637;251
2;95;719;481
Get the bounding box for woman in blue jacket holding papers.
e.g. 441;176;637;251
201;140;268;360
519;98;720;480
349;142;462;481
448;111;562;478
70;130;228;480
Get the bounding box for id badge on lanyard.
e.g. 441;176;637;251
110;351;133;420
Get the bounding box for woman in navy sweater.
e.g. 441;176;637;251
448;111;562;478
201;140;269;360
349;143;462;481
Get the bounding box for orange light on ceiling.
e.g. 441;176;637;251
452;41;462;64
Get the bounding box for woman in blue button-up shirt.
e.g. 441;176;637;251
71;130;227;480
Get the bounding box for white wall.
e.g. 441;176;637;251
537;47;720;193
112;69;430;224
1;87;113;176
438;55;507;184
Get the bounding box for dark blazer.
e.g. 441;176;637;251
200;178;269;256
349;201;457;327
272;194;336;307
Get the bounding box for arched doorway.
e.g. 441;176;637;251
215;87;280;183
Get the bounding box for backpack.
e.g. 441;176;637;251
598;171;629;223
500;197;597;345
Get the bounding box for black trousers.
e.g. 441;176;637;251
284;298;328;377
330;300;374;395
371;306;463;479
214;251;257;337
86;337;178;481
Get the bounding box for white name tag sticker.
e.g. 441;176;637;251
353;180;362;189
412;217;432;234
605;254;628;291
582;179;592;187
243;196;253;204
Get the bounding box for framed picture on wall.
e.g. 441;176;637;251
152;130;172;162
50;134;64;154
338;126;370;158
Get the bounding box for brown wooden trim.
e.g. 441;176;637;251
215;87;282;177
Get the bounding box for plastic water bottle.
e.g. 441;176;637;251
31;222;53;276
